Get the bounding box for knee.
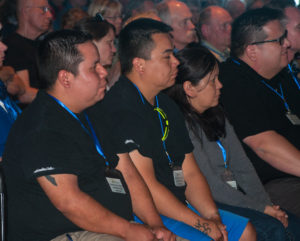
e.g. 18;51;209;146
239;222;256;241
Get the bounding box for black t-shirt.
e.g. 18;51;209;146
3;32;40;88
273;66;300;116
219;58;300;184
2;91;133;241
88;76;194;203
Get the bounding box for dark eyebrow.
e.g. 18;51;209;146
163;49;174;54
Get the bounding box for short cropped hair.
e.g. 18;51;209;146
197;7;212;38
37;29;92;90
156;1;171;25
118;18;172;75
231;7;285;57
73;16;115;41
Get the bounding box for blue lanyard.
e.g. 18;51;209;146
49;94;109;166
287;64;300;90
216;140;227;169
261;81;290;112
132;84;174;167
1;97;21;121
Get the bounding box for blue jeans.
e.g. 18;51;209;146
216;202;300;241
134;204;248;241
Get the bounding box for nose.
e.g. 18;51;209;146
172;54;180;67
0;41;7;52
111;43;117;53
216;77;222;89
187;19;195;30
97;63;108;79
283;37;291;48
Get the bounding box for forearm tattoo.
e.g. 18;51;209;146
194;219;211;235
45;175;57;186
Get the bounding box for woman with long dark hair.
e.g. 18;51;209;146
167;45;300;241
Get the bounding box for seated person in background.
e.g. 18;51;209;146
167;44;300;241
61;8;88;29
219;7;300;217
3;0;53;104
197;6;232;62
73;15;117;88
0;39;22;161
89;18;256;241
156;0;197;51
2;29;176;241
88;0;123;36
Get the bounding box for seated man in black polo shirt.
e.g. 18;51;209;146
2;29;176;241
219;7;300;217
89;18;256;241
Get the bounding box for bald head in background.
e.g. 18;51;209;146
157;0;196;50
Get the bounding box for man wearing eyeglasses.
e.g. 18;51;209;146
3;0;53;104
220;7;300;220
198;6;233;62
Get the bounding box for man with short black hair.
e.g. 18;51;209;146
2;29;176;241
90;18;256;241
220;7;300;220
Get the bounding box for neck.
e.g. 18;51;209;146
17;25;42;40
47;90;83;114
126;73;158;105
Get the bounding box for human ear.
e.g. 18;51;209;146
132;57;146;74
245;45;257;62
183;81;196;98
57;70;73;88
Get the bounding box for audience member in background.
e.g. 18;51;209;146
156;0;197;52
266;0;295;9
2;29;177;241
167;44;300;241
3;0;52;104
198;6;232;62
224;0;246;19
0;0;18;37
88;0;123;36
62;7;88;29
219;7;300;217
49;0;64;22
0;36;22;161
246;0;264;10
74;15;117;88
90;18;256;241
53;0;88;30
123;0;155;21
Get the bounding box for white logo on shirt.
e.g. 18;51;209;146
33;167;55;174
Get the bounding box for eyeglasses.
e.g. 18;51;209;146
250;30;288;46
27;6;51;14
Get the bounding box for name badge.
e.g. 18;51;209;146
173;166;185;187
286;112;300;125
105;168;127;194
221;168;237;190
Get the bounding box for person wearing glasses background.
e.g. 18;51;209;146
88;0;123;36
3;0;53;105
219;7;300;218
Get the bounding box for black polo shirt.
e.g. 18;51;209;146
3;91;133;241
219;58;300;184
88;76;194;203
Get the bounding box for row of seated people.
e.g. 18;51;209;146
1;1;300;241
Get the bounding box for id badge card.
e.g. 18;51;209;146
105;168;127;194
221;169;237;190
173;166;185;187
286;112;300;125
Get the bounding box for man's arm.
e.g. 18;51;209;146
116;153;175;241
37;173;156;241
129;150;224;241
182;152;228;241
243;130;300;176
16;70;38;103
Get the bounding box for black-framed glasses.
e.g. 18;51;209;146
250;30;288;46
95;13;104;22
